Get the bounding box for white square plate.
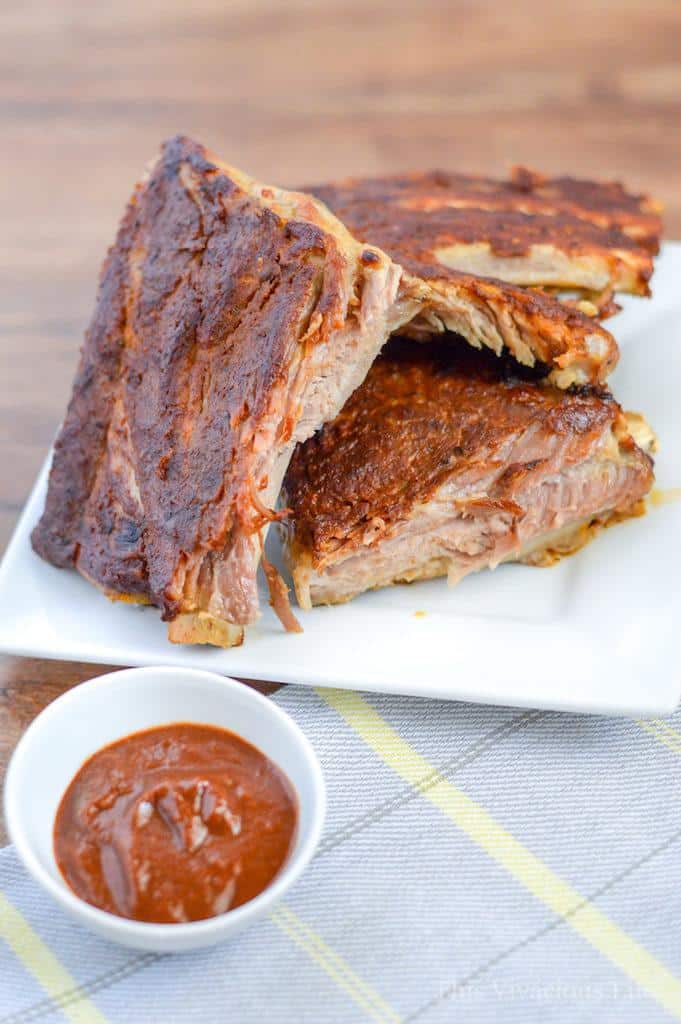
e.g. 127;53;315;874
1;245;680;716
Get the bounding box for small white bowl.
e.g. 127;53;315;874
4;666;325;952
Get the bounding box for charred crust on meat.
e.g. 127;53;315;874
302;172;636;385
284;337;653;566
306;168;662;257
31;135;400;645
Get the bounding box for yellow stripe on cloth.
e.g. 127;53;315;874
321;688;681;1020
271;903;401;1024
637;719;681;756
0;892;109;1024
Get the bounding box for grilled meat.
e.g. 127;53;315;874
32;139;650;646
398;269;619;388
283;339;654;608
508;166;662;251
307;167;661;296
302;175;625;387
31;136;421;647
303;165;664;386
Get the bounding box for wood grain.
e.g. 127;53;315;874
0;0;679;839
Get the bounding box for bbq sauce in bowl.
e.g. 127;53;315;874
53;723;298;923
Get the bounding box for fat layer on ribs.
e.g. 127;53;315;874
31;136;423;647
307;166;661;296
283;338;655;609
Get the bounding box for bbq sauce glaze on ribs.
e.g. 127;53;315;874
307;166;661;294
283;338;655;609
31;138;655;647
31;136;423;647
302;167;665;385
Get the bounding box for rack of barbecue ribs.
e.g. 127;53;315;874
31;137;657;647
282;338;655;609
306;167;662;339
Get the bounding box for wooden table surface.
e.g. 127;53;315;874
1;0;680;843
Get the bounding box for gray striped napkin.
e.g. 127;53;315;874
2;685;681;1023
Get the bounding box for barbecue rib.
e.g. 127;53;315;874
283;339;655;608
307;168;661;298
31;136;422;647
299;177;624;387
30;138;633;646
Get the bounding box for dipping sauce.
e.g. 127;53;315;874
53;723;297;923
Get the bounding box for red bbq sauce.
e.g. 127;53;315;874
53;723;297;923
